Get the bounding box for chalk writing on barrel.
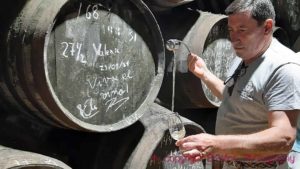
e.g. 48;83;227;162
78;82;130;118
56;2;148;121
76;98;99;119
96;60;130;71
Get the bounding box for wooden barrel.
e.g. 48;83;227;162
271;0;300;45
196;0;233;13
2;0;164;132
0;145;71;169
144;0;195;12
124;103;207;169
157;10;236;108
147;0;194;8
273;26;290;47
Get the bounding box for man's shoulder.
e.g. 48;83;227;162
268;38;295;58
265;39;299;66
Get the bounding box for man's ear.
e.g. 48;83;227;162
264;19;273;34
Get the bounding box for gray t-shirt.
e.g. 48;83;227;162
216;38;300;135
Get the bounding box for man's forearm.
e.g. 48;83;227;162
201;71;225;100
213;127;295;159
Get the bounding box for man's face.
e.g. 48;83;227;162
228;11;267;61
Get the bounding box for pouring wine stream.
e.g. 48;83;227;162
165;39;192;140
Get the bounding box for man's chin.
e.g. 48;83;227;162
234;50;243;57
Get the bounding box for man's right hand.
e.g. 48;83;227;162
187;52;225;100
187;53;208;79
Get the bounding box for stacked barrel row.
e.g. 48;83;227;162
146;0;300;52
0;0;299;169
0;0;205;168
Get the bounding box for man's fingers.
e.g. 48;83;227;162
177;134;201;144
182;149;208;162
182;149;201;156
187;53;198;70
205;146;214;154
176;135;201;149
179;141;207;153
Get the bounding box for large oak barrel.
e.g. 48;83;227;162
147;0;194;8
0;145;71;169
1;0;164;132
271;0;300;45
197;0;233;13
144;0;196;13
157;10;236;109
125;103;206;169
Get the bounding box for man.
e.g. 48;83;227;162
175;0;300;168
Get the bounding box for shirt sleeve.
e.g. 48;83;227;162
264;63;300;111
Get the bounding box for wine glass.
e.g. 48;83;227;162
168;112;186;140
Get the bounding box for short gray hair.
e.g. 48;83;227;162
225;0;275;25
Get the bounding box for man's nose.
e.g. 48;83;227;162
230;32;240;44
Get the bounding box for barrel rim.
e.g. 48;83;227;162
4;0;70;127
125;103;205;169
0;145;71;169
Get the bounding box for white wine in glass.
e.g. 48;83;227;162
168;112;186;140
